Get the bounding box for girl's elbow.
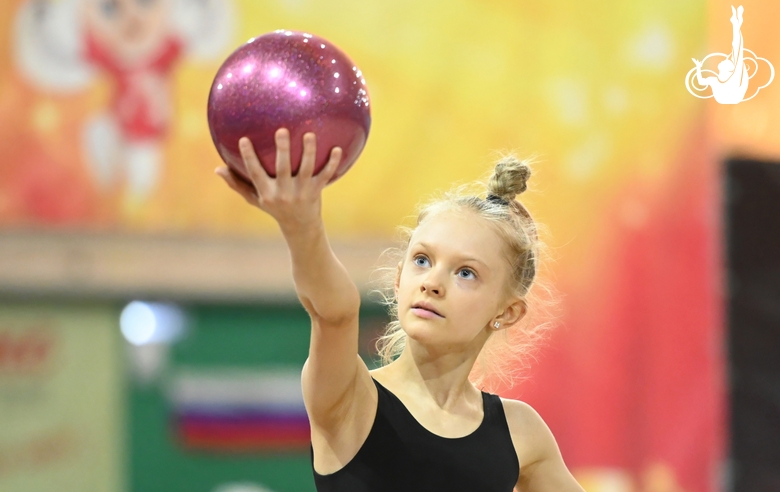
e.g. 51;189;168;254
312;292;361;325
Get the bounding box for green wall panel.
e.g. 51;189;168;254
129;302;387;492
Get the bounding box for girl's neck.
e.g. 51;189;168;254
377;342;482;409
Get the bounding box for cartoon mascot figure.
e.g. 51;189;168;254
14;0;234;210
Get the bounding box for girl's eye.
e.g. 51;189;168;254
457;269;475;280
413;256;429;267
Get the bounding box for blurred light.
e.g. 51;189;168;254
120;301;186;346
626;22;674;71
213;482;275;492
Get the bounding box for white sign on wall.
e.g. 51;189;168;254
685;5;774;104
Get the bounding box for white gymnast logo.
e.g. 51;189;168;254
685;5;774;104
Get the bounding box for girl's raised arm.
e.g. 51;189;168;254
215;128;370;429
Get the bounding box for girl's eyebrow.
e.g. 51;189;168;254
414;242;490;269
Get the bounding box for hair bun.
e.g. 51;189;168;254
487;155;532;201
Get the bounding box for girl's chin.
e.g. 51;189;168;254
402;323;486;351
401;325;438;343
403;327;458;348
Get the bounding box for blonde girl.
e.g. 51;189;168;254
215;129;584;492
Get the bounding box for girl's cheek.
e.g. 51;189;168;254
453;277;478;290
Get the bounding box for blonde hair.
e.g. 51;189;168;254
370;154;562;392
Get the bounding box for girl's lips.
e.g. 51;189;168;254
411;307;443;319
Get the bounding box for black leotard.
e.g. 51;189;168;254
312;377;520;491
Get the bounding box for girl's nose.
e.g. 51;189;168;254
420;271;444;296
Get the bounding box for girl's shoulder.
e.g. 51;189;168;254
499;397;561;468
498;397;543;426
501;398;585;490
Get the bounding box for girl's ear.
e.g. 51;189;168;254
394;261;403;297
496;297;527;329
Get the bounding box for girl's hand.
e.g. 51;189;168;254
215;128;343;233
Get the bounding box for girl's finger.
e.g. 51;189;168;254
315;146;343;187
274;128;293;185
298;132;317;180
238;137;271;195
215;166;261;206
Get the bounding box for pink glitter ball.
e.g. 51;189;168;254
207;30;371;184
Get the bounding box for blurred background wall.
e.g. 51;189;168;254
0;0;778;491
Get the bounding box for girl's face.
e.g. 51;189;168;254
395;210;520;354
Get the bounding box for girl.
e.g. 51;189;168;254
215;129;584;491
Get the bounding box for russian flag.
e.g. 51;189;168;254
167;369;310;452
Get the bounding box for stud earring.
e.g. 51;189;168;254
493;321;500;329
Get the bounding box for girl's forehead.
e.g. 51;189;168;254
409;211;505;258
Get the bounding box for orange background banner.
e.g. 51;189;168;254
4;0;777;490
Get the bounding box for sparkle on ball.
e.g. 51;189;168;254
207;30;371;185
